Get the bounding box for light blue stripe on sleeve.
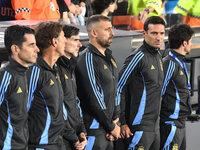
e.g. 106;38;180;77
3;99;13;150
116;51;144;107
128;131;143;150
132;72;146;125
161;60;175;96
63;103;68;120
0;71;12;106
84;136;95;150
27;66;40;111
169;81;180;119
85;53;106;110
38;91;51;145
77;97;83;118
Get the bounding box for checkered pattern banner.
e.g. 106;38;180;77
15;8;31;14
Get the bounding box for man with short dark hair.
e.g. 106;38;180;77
26;21;67;150
57;25;87;150
160;24;195;150
0;25;39;149
75;15;121;150
117;16;165;150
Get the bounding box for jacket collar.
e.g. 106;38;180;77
57;56;77;73
170;49;185;61
36;55;57;72
143;40;160;55
87;43;112;60
9;57;27;75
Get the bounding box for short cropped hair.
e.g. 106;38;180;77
34;21;63;55
86;14;110;32
63;25;79;39
144;16;165;32
4;25;35;56
168;24;195;49
92;0;115;14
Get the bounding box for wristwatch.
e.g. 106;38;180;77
144;8;150;14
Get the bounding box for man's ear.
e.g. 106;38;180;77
91;29;97;38
11;44;20;55
51;38;57;47
183;41;187;47
142;30;146;37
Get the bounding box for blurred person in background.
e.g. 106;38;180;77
92;0;117;16
127;0;163;30
0;0;15;21
174;0;200;27
11;0;69;22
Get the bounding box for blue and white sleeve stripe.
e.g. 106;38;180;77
27;66;40;111
85;52;106;110
116;51;144;106
161;60;175;96
0;71;12;106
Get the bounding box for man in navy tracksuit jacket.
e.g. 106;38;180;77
75;15;121;150
0;25;39;149
26;21;75;150
160;24;194;150
117;16;165;150
57;25;87;150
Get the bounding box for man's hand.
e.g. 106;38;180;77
120;124;133;139
106;133;115;141
110;118;121;140
137;6;154;23
74;132;87;150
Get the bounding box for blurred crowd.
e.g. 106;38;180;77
1;0;200;29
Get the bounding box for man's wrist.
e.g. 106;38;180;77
144;8;150;14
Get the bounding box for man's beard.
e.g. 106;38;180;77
97;36;113;48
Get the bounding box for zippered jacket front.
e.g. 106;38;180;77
118;40;164;132
0;57;28;150
75;43;120;136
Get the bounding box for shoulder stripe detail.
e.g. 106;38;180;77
85;52;106;110
161;60;175;96
0;71;12;106
116;51;144;105
3;99;13;150
27;66;40;111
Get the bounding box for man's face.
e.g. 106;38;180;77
57;30;66;56
184;37;193;55
96;20;115;48
64;35;82;59
143;24;165;49
18;33;39;66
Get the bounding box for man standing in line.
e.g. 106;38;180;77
75;15;121;150
26;21;74;150
0;25;39;149
117;16;165;150
160;24;194;150
57;25;87;150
